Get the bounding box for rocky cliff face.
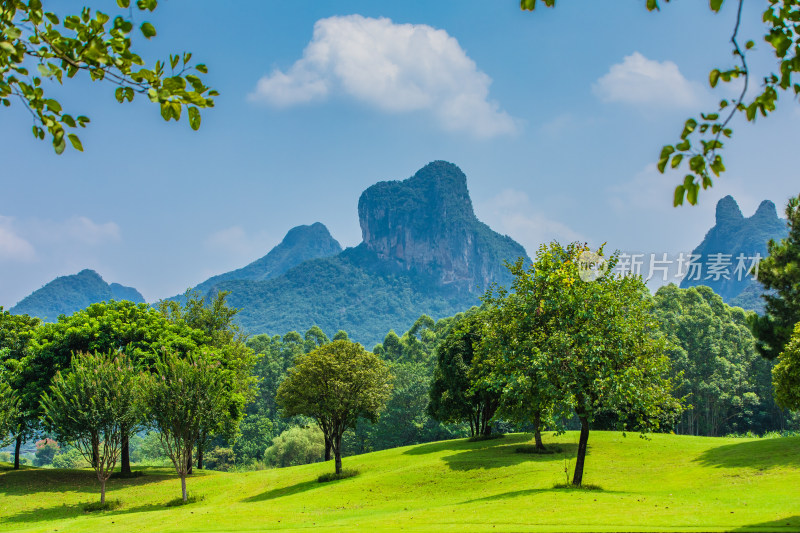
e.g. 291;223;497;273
10;269;145;321
680;195;787;306
358;160;528;292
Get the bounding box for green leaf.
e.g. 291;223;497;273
709;0;723;13
709;69;720;88
140;22;157;39
68;134;83;152
673;185;685;207
195;64;208;74
657;145;674;173
188;106;201;131
0;42;16;54
686;184;699;205
670;154;683;169
53;137;66;155
117;0;130;7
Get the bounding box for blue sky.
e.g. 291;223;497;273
1;1;798;306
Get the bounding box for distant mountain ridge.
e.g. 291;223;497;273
10;269;145;321
212;161;531;346
680;195;788;311
174;222;342;301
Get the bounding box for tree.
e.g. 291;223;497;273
41;351;142;504
33;438;59;466
653;285;779;436
772;322;800;411
276;340;393;474
0;308;39;469
146;349;231;503
489;242;681;486
521;0;800;206
0;1;216;154
29;300;203;474
752;194;800;360
0;372;19;447
428;311;502;438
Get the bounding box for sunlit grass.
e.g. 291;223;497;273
1;431;798;532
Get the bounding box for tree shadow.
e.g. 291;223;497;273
402;433;530;456
730;516;800;531
0;467;176;496
242;479;321;503
694;438;800;470
1;500;169;524
460;484;615;505
441;442;579;471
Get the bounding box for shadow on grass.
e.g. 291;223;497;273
731;516;800;531
441;442;579;471
694;438;800;470
242;479;321;503
461;484;614;505
0;467;175;496
1;500;169;524
403;433;531;456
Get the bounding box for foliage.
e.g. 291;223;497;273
485;242;681;485
33;438;58;466
82;499;122;513
0;1;216;154
752;194;800;360
203;447;235;472
233;412;274;464
41;350;142;503
51;447;88;469
0;372;19;447
277;340;393;474
773;322;800;410
653;285;782;436
130;431;168;463
145;349;233;502
428;311;502;437
521;0;800;206
264;425;325;468
317;469;358;483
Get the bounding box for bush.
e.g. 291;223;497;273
204;447;235;472
318;469;358;483
52;448;88;469
0;451;10;463
34;439;59;467
165;494;204;507
83;499;122;512
264;426;325;468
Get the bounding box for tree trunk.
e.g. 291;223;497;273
120;431;131;475
334;434;342;474
572;415;590;486
13;435;21;470
324;434;332;461
187;454;193;475
533;411;545;451
181;475;188;502
100;478;106;504
197;442;204;470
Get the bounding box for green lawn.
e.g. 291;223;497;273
1;432;798;532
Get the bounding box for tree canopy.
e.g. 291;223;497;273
0;0;216;153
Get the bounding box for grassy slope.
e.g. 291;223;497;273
1;432;798;532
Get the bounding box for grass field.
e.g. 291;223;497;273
1;432;798;532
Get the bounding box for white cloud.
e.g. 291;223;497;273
0;216;35;263
249;15;518;138
593;52;706;109
63;217;121;245
477;189;585;256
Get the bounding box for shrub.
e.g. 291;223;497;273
204;447;235;472
318;469;358;483
83;499;122;512
0;451;10;463
52;448;89;469
264;426;325;468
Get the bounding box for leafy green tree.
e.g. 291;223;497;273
146;350;231;503
277;340;393;474
0;0;216;153
773;322;800;410
653;285;778;436
29;300;202;474
0;373;19;447
428;311;501;438
41;351;142;504
51;447;88;469
521;0;800;206
752;194;800;360
303;326;330;353
0;308;39;468
489;242;681;486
